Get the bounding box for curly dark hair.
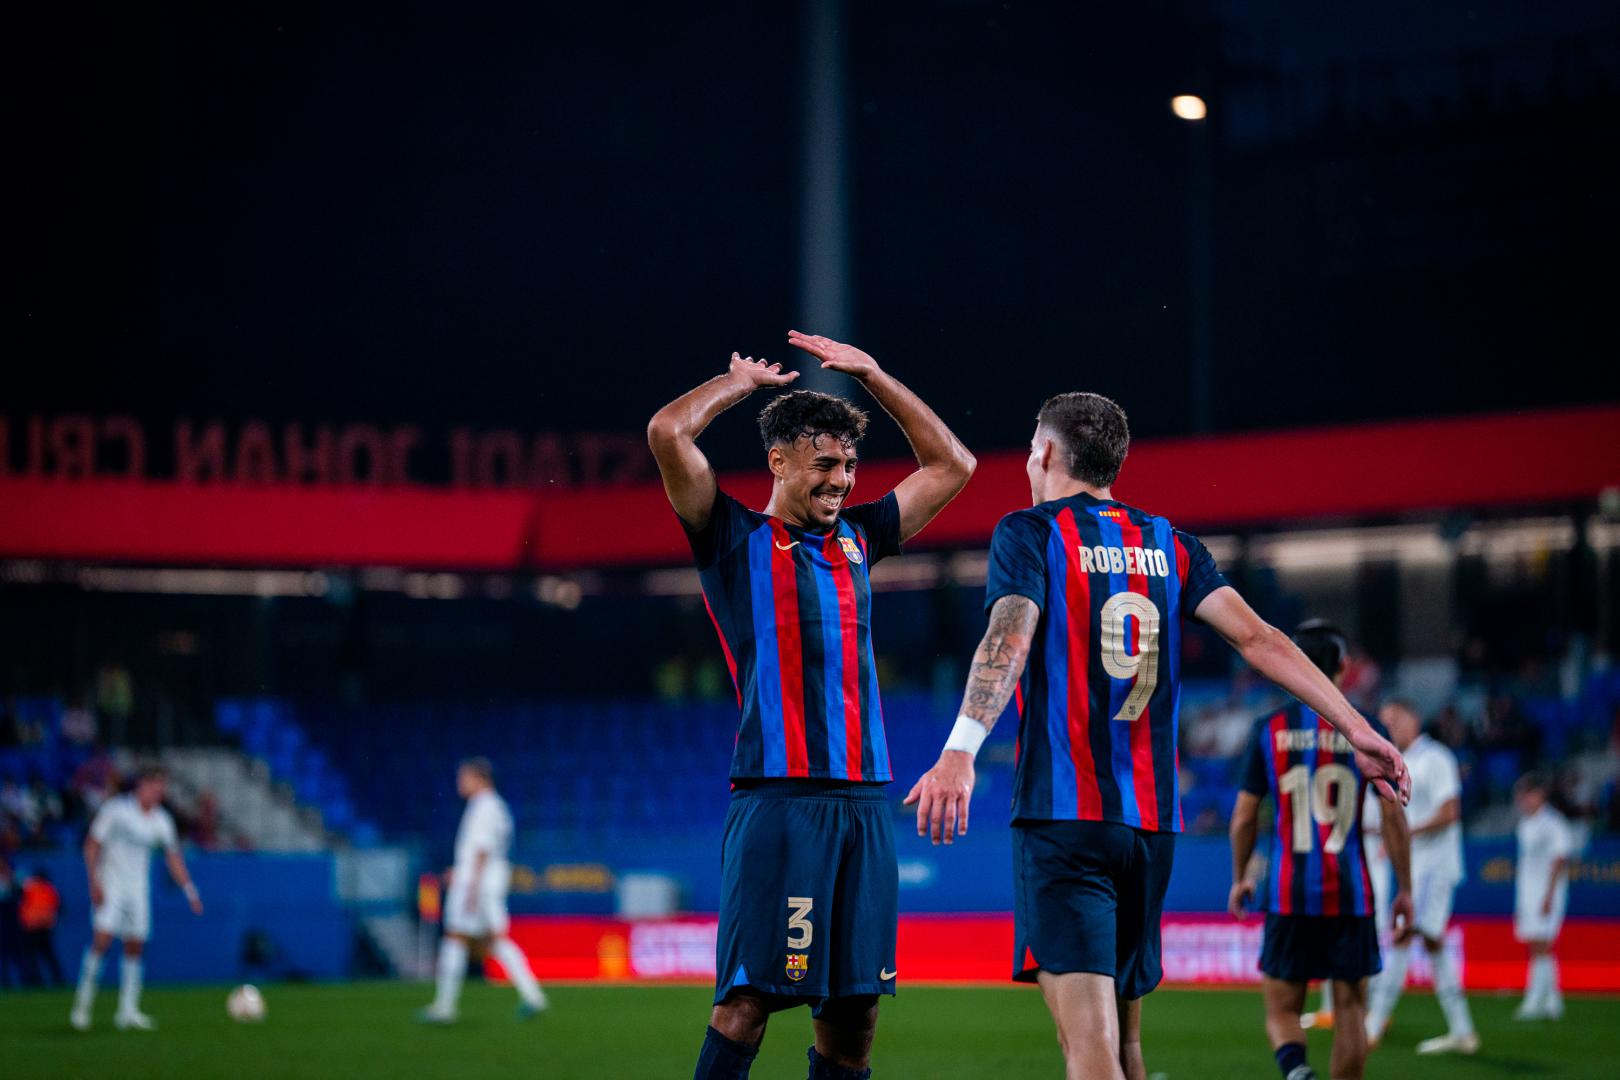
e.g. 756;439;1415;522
757;390;869;451
1036;392;1129;487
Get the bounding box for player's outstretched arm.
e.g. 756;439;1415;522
1380;801;1415;941
648;353;798;529
1227;792;1261;919
165;849;203;915
904;594;1039;844
786;331;975;541
1193;586;1411;805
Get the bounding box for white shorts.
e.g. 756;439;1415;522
1411;871;1458;941
92;891;151;942
444;870;510;938
1514;900;1567;943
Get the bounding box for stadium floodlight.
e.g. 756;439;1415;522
1170;94;1208;121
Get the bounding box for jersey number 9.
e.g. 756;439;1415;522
1099;591;1162;722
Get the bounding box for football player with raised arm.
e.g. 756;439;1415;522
649;332;974;1080
906;393;1409;1080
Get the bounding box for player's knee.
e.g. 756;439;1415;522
122;940;144;958
710;993;769;1045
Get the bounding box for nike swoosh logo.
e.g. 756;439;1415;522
879;968;896;981
774;540;800;551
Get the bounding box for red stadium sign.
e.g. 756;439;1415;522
2;406;1617;569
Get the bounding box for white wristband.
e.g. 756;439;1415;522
943;715;989;757
182;882;200;903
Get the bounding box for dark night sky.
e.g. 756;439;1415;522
8;1;1620;474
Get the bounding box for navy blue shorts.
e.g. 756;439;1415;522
1012;819;1176;999
1259;914;1382;983
714;781;897;1014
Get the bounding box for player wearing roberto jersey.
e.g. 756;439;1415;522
421;758;547;1022
71;766;203;1032
649;332;974;1080
1363;699;1478;1055
1512;770;1576;1021
906;394;1408;1080
1228;622;1415;1080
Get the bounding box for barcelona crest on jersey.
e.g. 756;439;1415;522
839;535;864;564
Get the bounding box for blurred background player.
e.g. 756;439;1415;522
1301;794;1393;1032
19;867;65;987
420;757;546;1022
648;333;973;1080
1226;621;1414;1080
1513;770;1576;1020
71;765;203;1031
1363;699;1478;1055
906;395;1409;1080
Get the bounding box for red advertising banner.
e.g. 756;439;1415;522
4;406;1618;569
492;913;1620;992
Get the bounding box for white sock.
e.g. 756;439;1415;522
73;949;103;1015
1432;947;1474;1036
118;957;143;1017
1524;954;1550;1009
433;937;468;1013
1366;943;1409;1035
1318;979;1334;1014
1538;955;1562;1012
492;938;545;1007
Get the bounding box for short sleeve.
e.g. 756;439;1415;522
1175;530;1229;615
839;492;903;566
1238;719;1271;796
683;489;760;569
158;811;180;852
1431;749;1462;804
1549;815;1576;860
89;802;116;843
984;511;1049;614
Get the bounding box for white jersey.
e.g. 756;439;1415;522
89;794;179;898
454;790;513;876
1404;734;1464;883
1515;804;1575;918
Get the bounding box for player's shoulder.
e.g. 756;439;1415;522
994;504;1056;533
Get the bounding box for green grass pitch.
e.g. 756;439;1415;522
3;981;1616;1079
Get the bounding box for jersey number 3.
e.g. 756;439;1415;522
1099;591;1161;722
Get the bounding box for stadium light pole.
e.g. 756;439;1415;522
1174;94;1215;434
798;0;854;396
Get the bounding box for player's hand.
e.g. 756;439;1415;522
1541;892;1554;917
1391;890;1415;943
1350;726;1410;805
727;352;799;391
786;331;882;381
190;895;205;916
1227;880;1256;921
903;751;975;845
89;880;104;908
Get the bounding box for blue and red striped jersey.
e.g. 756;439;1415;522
684;488;902;783
985;494;1227;830
1239;705;1383;917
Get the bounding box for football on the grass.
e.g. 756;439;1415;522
226;984;267;1023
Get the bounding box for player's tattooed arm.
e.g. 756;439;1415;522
903;595;1037;845
958;595;1040;730
786;331;975;542
648;353;798;529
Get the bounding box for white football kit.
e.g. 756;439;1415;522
1362;795;1392;932
89;794;180;941
1515;804;1575;943
1404;734;1464;940
444;790;514;937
